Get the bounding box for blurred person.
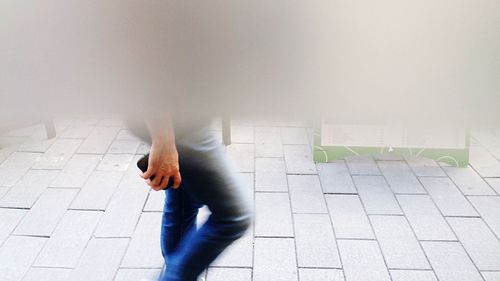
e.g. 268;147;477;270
127;113;252;281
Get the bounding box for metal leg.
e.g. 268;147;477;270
222;117;231;146
44;119;56;139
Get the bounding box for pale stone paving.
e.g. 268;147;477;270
0;117;500;280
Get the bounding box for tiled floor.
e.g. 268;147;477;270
1;117;500;281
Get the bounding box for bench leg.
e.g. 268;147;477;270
44;119;56;139
222;117;231;146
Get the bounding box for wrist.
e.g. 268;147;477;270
152;137;176;150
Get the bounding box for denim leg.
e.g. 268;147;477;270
160;128;253;281
160;182;203;259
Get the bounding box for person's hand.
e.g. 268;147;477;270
140;141;181;191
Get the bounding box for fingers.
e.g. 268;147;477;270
147;174;163;191
141;167;181;191
141;165;155;180
152;174;163;188
148;177;163;191
172;172;182;189
158;176;167;189
147;173;181;191
151;184;163;191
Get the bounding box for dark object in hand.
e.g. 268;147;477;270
137;154;174;189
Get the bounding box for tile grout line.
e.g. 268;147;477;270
316;160;346;277
19;232;50;281
347;158;394;281
25;118;123;278
410;161;487;281
347;156;393;280
250;124;256;281
280;125;301;281
439;161;500;243
376;164;437;277
111;237;133;281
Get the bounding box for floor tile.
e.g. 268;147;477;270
469;196;500;238
471;129;500;148
317;161;357;194
396;194;456;241
299;269;345;281
143;189;166;212
93;185;148;237
253;238;298;281
294;214;341;268
0;236;47;281
69;238;129;281
255;193;293;237
338;239;391;281
227;143;254;172
3;125;43;137
353;176;402;215
0;187;8;199
255;158;288;192
469;147;500;177
49;154;102;188
486;178;500;195
0;169;59;208
325;195;374;239
70;170;124;211
254;127;283;158
115;129;141;141
96;154;133;172
378;161;426;194
121;212;164;268
212;227;254;267
420;177;478;217
284;145;317;174
14;188;78;236
206;267;252;281
288;175;328;213
0;145;17;166
370;215;430;269
76;126;120;154
239;172;255;202
448;217;500;270
345;155;380;176
422;241;483;281
23;268;71;281
482;271;500;281
0;152;41;186
114;269;161;281
116;155;148;190
0;208;27;246
32;139;81;170
390;270;437;281
18;130;57;153
444;166;495;195
107;140;141;154
404;155;445;177
34;210;102;268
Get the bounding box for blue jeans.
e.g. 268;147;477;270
158;126;253;281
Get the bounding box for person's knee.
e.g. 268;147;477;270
231;207;253;237
235;210;253;234
231;181;254;235
214;207;253;240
